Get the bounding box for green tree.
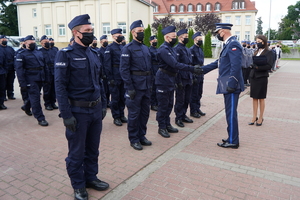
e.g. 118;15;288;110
203;31;212;58
129;32;133;42
264;29;278;40
0;0;19;35
256;17;263;35
157;24;164;48
186;29;194;48
144;24;151;47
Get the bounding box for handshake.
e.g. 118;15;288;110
193;65;203;75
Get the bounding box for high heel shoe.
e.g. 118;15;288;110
248;117;258;125
256;118;264;126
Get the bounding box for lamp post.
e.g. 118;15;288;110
268;0;272;40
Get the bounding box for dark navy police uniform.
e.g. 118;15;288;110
120;20;153;150
149;36;159;109
202;23;244;147
0;47;6;109
54;14;107;191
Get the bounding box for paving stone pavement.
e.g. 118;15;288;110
0;59;300;200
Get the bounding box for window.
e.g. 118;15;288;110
235;16;241;25
33;27;38;38
45;25;52;36
197;4;202;11
170;5;176;13
206;3;211;11
245;15;251;25
188;4;193;12
118;22;126;34
232;0;245;9
153;5;158;12
235;31;240;41
179;18;184;22
179;4;184;12
225;16;231;23
245;31;250;40
32;8;37;18
232;2;238;9
58;24;66;36
215;3;220;11
241;2;245;9
188;18;193;26
102;23;110;35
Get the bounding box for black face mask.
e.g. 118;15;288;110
252;46;256;48
102;41;108;47
78;31;94;46
116;36;123;43
28;43;36;51
152;42;157;47
2;41;7;45
50;43;54;47
247;46;250;48
197;40;203;46
92;42;97;47
267;44;270;46
135;32;144;42
169;38;177;46
44;42;50;48
216;34;224;41
277;45;279;47
182;38;189;45
22;44;26;48
242;44;246;47
257;42;264;49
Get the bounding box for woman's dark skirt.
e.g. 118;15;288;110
250;77;268;99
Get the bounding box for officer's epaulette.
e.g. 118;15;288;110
17;48;25;54
61;46;73;52
90;47;98;54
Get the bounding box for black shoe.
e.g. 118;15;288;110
52;104;58;109
86;179;109;191
198;110;206;116
256;118;264;126
8;96;16;100
130;142;143;150
114;118;122;126
151;105;158;111
45;105;54;111
217;142;239;149
222;138;227;143
4;98;7;101
140;138;152;146
158;129;170;138
107;102;110;108
120;116;128;123
182;117;193;123
38;120;48;126
21;106;32;116
166;125;178;133
190;112;201;118
248;117;258;125
74;188;88;200
0;104;7;110
175;120;184;127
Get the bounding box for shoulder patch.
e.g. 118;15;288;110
121;54;129;57
61;46;73;52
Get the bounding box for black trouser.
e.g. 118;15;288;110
0;74;6;105
5;70;15;98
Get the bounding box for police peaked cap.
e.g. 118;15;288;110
19;38;25;42
241;40;246;43
49;38;54;41
149;35;156;41
130;20;144;30
192;32;202;40
246;41;250;44
162;26;176;35
70;37;74;42
214;23;233;33
177;29;188;36
24;35;35;41
40;35;48;42
0;35;7;39
68;14;91;30
100;35;107;40
93;36;97;40
111;28;122;35
267;41;271;43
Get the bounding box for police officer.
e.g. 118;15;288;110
39;35;58;111
90;36;99;50
202;23;244;149
120;20;153;151
0;35;16;100
245;41;253;86
104;28;127;126
98;35;110;107
156;26;202;138
189;32;205;118
174;29;194;127
15;35;48;126
54;14;108;200
49;38;59;51
241;40;248;87
0;43;6;110
149;35;159;111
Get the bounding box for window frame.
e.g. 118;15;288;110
58;24;66;36
45;24;52;36
188;4;193;12
245;15;251;25
206;3;211;11
32;8;37;18
196;4;202;12
179;4;184;12
215;3;220;11
102;23;111;35
235;16;241;25
118;22;127;34
170;5;176;13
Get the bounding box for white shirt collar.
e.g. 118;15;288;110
224;35;235;45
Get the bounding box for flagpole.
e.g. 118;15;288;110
268;0;272;40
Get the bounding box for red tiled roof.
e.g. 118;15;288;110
152;0;257;15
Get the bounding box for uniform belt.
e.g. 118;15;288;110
48;64;54;67
26;67;44;71
69;97;101;108
113;64;119;68
7;60;13;63
130;71;152;76
152;62;159;65
159;68;177;77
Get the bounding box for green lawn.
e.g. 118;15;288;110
281;58;300;60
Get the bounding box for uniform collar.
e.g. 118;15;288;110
132;39;142;46
224;35;235;45
178;42;186;47
73;42;88;49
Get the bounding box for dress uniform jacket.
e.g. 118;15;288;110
1;45;15;71
104;42;123;83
